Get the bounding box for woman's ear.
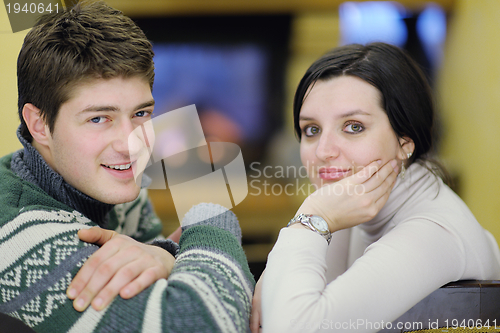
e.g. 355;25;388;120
398;136;415;159
22;103;51;146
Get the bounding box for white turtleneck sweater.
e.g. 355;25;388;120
262;163;500;333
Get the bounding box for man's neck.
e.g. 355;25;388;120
11;127;114;226
31;139;56;173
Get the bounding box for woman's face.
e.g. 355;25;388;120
299;75;413;188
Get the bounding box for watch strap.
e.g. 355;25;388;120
288;214;332;244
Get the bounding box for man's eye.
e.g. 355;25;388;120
345;123;364;133
90;116;106;124
304;126;320;137
135;110;151;117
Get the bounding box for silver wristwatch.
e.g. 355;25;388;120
287;214;332;244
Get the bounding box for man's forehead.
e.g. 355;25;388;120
67;75;151;97
61;77;154;113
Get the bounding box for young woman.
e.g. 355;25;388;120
251;42;500;332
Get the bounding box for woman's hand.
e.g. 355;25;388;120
67;227;175;312
297;159;398;233
250;273;264;333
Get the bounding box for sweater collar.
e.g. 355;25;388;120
358;161;440;235
10;127;114;226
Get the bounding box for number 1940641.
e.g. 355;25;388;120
6;2;60;14
444;319;499;330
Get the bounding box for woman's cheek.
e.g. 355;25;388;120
300;145;315;169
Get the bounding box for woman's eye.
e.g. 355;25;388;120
345;123;364;133
90;116;106;124
303;125;320;137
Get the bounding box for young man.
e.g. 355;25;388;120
0;1;254;332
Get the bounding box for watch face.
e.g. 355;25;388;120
310;215;328;232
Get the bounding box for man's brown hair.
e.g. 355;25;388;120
17;0;155;141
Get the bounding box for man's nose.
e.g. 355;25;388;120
112;119;139;156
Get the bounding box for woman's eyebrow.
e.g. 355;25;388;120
338;110;372;118
299;110;371;121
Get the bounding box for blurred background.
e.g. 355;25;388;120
1;0;499;280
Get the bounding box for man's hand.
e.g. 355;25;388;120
67;227;175;312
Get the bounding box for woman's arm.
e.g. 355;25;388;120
250;228;350;333
262;219;464;333
251;160;397;332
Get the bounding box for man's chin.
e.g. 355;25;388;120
93;186;141;205
109;191;141;204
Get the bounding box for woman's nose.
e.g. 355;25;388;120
315;133;340;161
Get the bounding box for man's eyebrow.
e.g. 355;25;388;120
134;100;155;111
78;99;155;114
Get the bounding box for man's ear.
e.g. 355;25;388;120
398;136;415;159
22;103;51;146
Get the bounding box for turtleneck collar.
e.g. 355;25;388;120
10;126;114;226
358;161;441;235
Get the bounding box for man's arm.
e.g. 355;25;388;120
67;189;178;311
0;204;255;333
67;228;176;311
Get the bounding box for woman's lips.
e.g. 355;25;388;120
318;168;351;181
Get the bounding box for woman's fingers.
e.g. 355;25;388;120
296;158;400;232
373;169;398;207
250;296;262;333
350;160;383;184
360;160;398;211
250;275;264;333
356;159;398;193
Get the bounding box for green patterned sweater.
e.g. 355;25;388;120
0;153;255;332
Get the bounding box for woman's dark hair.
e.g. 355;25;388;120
293;42;436;169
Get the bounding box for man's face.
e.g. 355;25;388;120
44;76;154;204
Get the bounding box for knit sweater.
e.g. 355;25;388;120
0;150;254;332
